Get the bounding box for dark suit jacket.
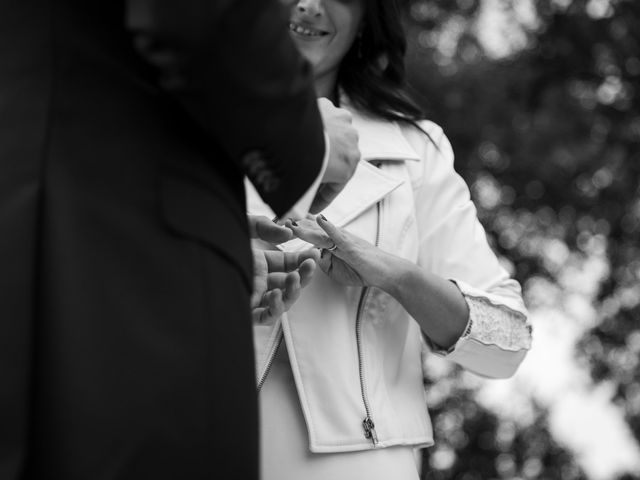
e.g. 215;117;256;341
0;1;324;478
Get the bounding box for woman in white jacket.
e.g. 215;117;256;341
248;0;533;478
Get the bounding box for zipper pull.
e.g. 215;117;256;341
362;416;379;446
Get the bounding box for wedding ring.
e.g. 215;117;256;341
327;241;338;252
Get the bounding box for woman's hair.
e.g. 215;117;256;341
337;0;425;129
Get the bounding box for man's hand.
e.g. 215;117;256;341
248;215;319;324
248;214;293;244
310;98;360;213
251;248;319;324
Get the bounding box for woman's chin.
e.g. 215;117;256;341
293;46;324;70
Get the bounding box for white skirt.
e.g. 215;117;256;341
259;343;421;480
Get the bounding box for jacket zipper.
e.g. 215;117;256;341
257;323;284;392
355;201;382;446
258;197;385;444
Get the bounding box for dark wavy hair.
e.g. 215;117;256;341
337;0;425;130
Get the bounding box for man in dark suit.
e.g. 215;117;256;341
0;1;359;478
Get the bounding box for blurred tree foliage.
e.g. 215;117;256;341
400;0;640;478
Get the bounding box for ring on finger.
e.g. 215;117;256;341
327;241;338;252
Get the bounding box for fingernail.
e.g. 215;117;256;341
319;214;327;222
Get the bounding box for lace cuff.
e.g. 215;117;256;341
460;295;532;351
424;286;532;379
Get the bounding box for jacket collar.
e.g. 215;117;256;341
342;96;421;163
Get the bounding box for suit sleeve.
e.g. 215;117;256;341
126;0;325;216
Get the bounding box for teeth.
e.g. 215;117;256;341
289;22;325;37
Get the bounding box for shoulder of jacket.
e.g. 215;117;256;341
417;119;444;136
398;119;454;166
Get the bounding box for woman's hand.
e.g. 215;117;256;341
251;248;319;324
285;215;394;289
286;215;471;349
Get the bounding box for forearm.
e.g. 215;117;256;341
375;254;469;350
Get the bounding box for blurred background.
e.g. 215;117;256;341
399;0;640;479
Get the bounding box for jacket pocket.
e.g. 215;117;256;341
159;172;252;290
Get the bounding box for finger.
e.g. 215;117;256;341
265;254;317;294
263;249;313;274
261;289;285;323
250;289;263;309
316;214;347;249
298;257;317;288
286;219;334;250
248;215;260;237
253;289;281;324
282;272;301;308
252;307;266;324
250;215;294;244
298;247;321;264
257;288;270;308
256;279;285;308
265;272;289;294
262;250;297;273
286;216;319;231
282;250;317;272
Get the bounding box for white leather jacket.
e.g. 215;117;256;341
247;108;532;453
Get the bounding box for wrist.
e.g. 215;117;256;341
372;252;412;296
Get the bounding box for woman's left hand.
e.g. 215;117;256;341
285;215;394;288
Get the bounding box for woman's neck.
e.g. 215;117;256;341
314;71;338;103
